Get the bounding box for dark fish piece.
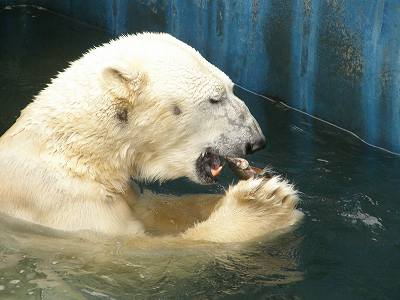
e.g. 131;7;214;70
226;157;273;180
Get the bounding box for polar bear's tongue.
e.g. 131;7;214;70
211;165;223;177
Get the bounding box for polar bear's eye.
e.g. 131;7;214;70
209;98;219;104
173;105;182;115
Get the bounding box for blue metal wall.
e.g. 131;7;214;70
2;0;400;153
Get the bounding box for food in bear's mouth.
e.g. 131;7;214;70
196;149;274;183
226;157;273;180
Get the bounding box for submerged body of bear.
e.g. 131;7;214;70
0;33;302;243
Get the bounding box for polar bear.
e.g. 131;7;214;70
0;33;302;243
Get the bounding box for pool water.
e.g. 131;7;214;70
0;6;399;299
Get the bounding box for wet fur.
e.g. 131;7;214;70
0;33;302;243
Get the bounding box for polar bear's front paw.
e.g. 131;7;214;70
182;176;303;243
226;176;299;210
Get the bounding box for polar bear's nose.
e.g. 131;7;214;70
245;136;266;154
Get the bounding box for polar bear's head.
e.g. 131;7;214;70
33;33;264;189
97;33;265;185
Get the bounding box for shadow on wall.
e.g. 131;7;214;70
1;0;400;153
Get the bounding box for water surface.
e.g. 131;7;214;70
0;6;399;299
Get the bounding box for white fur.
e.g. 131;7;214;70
0;33;302;242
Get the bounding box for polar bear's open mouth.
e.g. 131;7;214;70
195;147;224;184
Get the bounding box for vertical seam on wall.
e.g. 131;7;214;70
290;0;304;111
303;0;320;115
361;0;385;146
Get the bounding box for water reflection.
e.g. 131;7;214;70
0;213;303;299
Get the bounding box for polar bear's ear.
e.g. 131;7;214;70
102;66;147;102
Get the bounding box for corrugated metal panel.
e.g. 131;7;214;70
2;0;400;153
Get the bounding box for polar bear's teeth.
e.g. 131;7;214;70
211;165;223;177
